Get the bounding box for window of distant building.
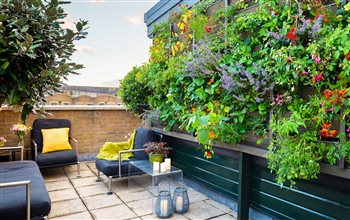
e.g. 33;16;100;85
98;102;105;106
50;101;58;105
63;102;70;105
87;103;94;106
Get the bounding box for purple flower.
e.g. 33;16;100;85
297;18;311;34
267;31;286;41
298;2;303;16
311;16;323;38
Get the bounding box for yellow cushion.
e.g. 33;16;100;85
42;128;72;154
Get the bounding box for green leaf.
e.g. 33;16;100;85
198;129;209;145
195;88;207;100
193;78;205;86
198;115;209;126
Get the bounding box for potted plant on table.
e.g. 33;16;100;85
11;123;31;147
144;142;169;164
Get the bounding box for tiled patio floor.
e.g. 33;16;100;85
42;162;237;220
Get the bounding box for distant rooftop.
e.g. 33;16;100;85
60;85;118;95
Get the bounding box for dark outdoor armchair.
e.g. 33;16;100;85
95;128;160;194
31;119;80;176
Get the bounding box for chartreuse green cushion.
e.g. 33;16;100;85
97;130;136;161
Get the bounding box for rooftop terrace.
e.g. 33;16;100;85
44;162;237;220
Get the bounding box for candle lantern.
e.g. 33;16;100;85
173;187;190;213
155;190;174;218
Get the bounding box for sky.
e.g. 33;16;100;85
62;0;157;87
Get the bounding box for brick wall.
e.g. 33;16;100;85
0;106;142;155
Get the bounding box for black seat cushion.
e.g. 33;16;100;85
36;150;77;168
95;158;143;177
133;128;158;160
0;161;51;220
31;119;71;158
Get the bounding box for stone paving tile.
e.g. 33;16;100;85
186;188;208;204
67;169;95;179
90;204;138;220
45;180;73;192
111;178;130;192
71;176;103;188
205;200;233;213
117;187;153;203
76;184;108;197
183;200;224;220
49;199;87;218
141;213;188;219
127;197;153;216
86;162;96;170
49;188;79;202
210;214;237;220
42;168;69;183
82;193;123;210
63;164;89;173
49;211;93;220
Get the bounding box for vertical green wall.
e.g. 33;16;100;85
165;135;350;220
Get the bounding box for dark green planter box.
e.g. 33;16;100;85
164;134;350;220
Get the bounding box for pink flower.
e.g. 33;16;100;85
325;108;329;113
312;53;321;64
313;73;324;82
315;56;321;64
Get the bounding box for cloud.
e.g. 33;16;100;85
124;15;144;26
89;0;105;3
61;15;75;30
75;45;94;55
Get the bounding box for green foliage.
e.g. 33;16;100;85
120;0;350;186
0;0;88;121
118;65;152;116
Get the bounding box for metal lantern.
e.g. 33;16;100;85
173;187;190;213
155;190;174;218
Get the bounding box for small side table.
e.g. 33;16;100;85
0;146;24;161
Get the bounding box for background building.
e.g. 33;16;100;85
45;85;122;106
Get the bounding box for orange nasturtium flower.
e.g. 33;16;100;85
192;107;197;113
209;131;215;139
324;89;332;100
215;102;219;107
208;78;214;85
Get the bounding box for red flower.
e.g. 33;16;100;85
286;28;297;42
178;3;182;6
205;26;212;33
345;52;350;61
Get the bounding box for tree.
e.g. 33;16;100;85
0;0;88;121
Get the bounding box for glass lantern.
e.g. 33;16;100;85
173;187;190;213
155;190;174;218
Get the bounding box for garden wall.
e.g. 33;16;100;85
158;129;350;220
0;106;142;155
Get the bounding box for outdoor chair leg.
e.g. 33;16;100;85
96;170;101;182
107;176;113;195
77;162;81;178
